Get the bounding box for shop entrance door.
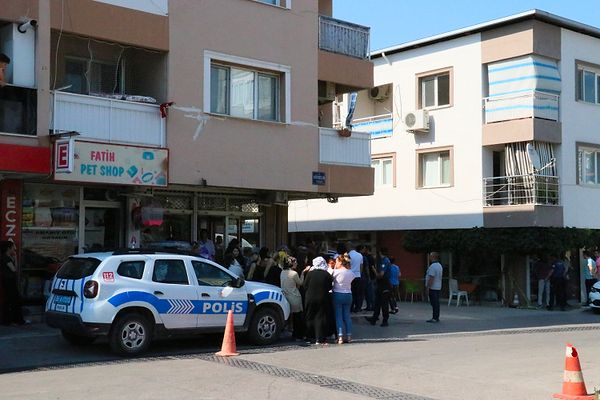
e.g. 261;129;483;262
81;203;122;253
198;216;225;264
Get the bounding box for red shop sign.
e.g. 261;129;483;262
0;180;22;257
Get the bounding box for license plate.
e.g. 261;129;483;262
54;295;73;306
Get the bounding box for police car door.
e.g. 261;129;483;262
149;258;198;329
191;259;248;328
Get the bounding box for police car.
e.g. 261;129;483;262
45;250;290;355
589;281;600;313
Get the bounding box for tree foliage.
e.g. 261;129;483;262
402;227;600;256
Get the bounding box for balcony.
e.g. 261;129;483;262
483;91;559;124
52;91;165;147
319;15;370;59
350;113;393;139
483;174;559;207
319;127;371;167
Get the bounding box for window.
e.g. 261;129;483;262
210;64;279;121
576;63;600;104
417;68;452;109
578;144;600;185
117;261;145;280
65;57;123;95
152;260;189;285
371;156;394;187
204;50;291;123
417;148;453;188
192;260;232;287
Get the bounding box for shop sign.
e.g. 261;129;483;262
54;141;168;187
0;180;22;255
54;139;74;173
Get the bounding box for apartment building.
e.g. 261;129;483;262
289;10;600;304
0;0;373;308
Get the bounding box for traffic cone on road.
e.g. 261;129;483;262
553;344;594;399
215;310;239;357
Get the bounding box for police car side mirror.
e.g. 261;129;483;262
228;276;244;288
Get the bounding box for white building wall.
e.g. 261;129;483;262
560;28;600;228
290;34;485;232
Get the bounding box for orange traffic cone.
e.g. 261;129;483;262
215;309;239;357
553;344;594;400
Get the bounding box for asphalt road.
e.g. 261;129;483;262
1;302;600;399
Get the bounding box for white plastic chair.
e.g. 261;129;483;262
448;279;469;306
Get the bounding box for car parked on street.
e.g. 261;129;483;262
45;250;290;355
589;281;600;314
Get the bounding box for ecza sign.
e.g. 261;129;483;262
54;139;74;173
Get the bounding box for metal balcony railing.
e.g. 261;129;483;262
483;90;559;124
52;91;165;147
319;15;370;60
319;127;371;167
483;174;560;207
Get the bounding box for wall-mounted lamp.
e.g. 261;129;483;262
327;196;338;204
17;19;37;34
200;178;207;187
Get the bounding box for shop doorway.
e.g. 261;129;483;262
197;216;260;264
198;216;226;263
81;203;122;253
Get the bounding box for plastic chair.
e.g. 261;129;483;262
403;280;423;303
448;279;469;306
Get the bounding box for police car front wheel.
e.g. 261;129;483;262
109;313;153;356
248;307;282;345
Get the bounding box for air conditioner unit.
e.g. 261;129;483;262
368;86;389;101
318;81;336;103
404;110;429;132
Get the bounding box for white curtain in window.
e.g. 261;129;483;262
230;69;254;119
258;74;277;121
382;159;392;185
422;152;439;187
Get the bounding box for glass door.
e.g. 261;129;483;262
82;206;122;252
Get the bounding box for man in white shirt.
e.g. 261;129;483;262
425;252;443;323
347;242;363;312
198;229;216;260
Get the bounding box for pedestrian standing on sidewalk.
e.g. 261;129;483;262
425;252;443;323
582;251;597;305
0;241;27;326
388;257;400;314
332;253;354;344
365;247;392;327
303;256;333;345
547;254;567;311
533;255;551;308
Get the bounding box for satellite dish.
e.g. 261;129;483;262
526;143;541;171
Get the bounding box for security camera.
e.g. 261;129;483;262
17;19;37;33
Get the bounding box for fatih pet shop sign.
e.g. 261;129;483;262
54;140;168;187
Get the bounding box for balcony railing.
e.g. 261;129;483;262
319;127;371;167
319;15;370;60
52;91;165;147
483;174;559;206
349;113;393;139
483;91;559;124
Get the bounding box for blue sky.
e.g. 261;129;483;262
333;0;600;52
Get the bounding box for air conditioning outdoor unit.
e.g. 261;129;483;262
318;81;336;103
368;86;389;101
404;109;430;132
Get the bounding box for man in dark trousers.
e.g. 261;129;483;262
365;247;392;327
426;252;443;323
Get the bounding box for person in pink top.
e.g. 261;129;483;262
332;253;354;344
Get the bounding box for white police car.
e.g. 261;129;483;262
45;250;290;355
589;281;600;313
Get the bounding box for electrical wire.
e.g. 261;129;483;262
51;0;65;90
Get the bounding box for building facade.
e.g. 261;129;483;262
289;10;600;305
0;0;373;309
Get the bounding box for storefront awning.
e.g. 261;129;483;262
0;144;51;175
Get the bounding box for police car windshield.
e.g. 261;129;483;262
56;257;102;279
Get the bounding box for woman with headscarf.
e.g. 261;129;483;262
302;256;333;345
280;256;305;340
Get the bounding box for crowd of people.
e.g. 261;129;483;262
196;238;402;345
